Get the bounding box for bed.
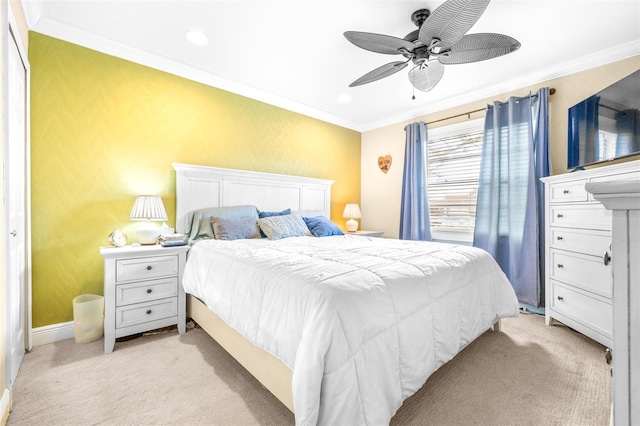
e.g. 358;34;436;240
173;163;520;425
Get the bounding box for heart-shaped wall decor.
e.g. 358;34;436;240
378;155;392;174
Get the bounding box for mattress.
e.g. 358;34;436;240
182;235;520;425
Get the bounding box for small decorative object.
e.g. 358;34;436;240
342;203;362;232
378;155;392;174
159;233;187;247
108;229;127;247
129;195;169;245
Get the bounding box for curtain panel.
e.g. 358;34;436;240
473;88;550;307
399;121;432;241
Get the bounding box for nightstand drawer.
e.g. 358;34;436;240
116;255;179;282
115;298;178;329
116;277;178;306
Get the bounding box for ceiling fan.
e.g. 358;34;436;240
344;0;520;94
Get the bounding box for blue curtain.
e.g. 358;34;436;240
399;121;432;241
473;88;550;307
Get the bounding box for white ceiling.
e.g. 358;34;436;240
22;0;640;132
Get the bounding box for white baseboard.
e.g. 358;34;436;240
1;388;11;424
32;321;74;346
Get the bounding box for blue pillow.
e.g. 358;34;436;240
258;208;291;218
303;216;344;237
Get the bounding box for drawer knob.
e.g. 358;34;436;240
603;251;611;266
146;309;152;315
556;236;563;241
146;265;152;271
557;264;564;268
147;289;152;294
563;189;570;194
557;296;564;301
557;213;564;218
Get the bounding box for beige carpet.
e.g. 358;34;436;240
7;313;610;425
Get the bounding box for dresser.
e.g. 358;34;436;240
541;160;640;348
100;244;189;353
586;179;640;426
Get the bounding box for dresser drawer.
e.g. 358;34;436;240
116;255;179;282
550;204;611;231
115;298;178;329
551;281;612;339
116;277;178;306
549;179;588;203
550;227;610;257
550;249;612;298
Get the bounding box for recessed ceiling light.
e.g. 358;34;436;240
186;30;209;46
337;94;351;103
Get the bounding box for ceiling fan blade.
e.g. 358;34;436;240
419;0;490;49
408;60;445;92
438;33;521;64
349;61;409;87
344;31;415;55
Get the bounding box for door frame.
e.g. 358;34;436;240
4;3;32;390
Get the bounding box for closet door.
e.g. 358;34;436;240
6;22;29;387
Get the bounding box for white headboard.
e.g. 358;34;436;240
172;163;334;234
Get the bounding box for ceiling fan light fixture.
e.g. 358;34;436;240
186;29;209;46
343;0;520;92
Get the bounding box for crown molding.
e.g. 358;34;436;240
19;0;43;29
28;12;640;133
30;16;363;131
361;40;640;132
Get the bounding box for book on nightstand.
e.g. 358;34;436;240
159;234;187;247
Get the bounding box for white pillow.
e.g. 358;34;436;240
257;214;311;240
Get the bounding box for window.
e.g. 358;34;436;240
427;119;484;243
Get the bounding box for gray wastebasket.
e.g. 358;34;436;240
73;294;104;343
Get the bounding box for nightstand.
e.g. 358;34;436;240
99;244;189;353
348;230;384;237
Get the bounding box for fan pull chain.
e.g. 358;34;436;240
412;70;416;100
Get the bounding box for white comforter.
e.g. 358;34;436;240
182;235;519;425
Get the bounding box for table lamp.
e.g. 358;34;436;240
129;195;168;245
342;203;361;232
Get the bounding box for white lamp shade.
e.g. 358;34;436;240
130;195;168;245
342;203;361;219
129;195;168;221
342;203;361;232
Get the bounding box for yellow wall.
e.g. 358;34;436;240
29;32;361;327
361;56;640;238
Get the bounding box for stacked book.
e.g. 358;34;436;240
159;233;187;247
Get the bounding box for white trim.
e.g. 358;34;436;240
9;5;33;353
364;41;640;132
0;388;10;422
32;321;74;346
26;12;639;133
29;17;360;131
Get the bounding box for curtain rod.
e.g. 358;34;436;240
426;87;556;126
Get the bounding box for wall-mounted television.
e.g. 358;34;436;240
567;69;640;170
